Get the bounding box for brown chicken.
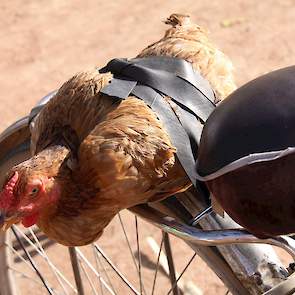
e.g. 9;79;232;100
0;14;235;246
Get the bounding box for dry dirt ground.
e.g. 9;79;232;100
1;1;295;294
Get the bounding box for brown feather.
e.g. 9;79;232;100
13;14;236;246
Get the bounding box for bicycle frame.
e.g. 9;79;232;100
0;93;295;294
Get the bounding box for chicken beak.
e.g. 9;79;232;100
0;209;20;231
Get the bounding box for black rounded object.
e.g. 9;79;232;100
197;66;295;177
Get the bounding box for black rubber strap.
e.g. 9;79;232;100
105;57;215;100
101;77;137;100
101;58;215;122
132;85;198;183
132;85;210;202
99;57;215;201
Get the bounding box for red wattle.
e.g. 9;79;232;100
21;213;39;227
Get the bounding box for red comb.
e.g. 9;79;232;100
0;171;19;209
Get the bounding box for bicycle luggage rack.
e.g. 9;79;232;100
131;205;295;295
130;205;295;260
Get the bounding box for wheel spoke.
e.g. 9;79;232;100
118;213;147;295
11;226;55;295
166;253;197;295
151;236;164;295
69;247;85;295
75;248;117;295
92;245;117;295
118;213;140;272
13;226;77;292
6;242;36;272
29;228;71;295
163;232;179;295
9;267;53;288
135;216;144;295
94;244;140;295
78;258;99;295
92;247;105;295
190;206;213;226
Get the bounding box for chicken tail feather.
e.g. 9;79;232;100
164;13;192;27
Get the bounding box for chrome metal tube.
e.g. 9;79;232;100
131;205;295;260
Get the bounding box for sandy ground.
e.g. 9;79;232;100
1;1;295;294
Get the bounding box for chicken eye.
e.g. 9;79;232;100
30;187;39;195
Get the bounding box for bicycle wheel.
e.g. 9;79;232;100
0;125;244;295
0;104;288;295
